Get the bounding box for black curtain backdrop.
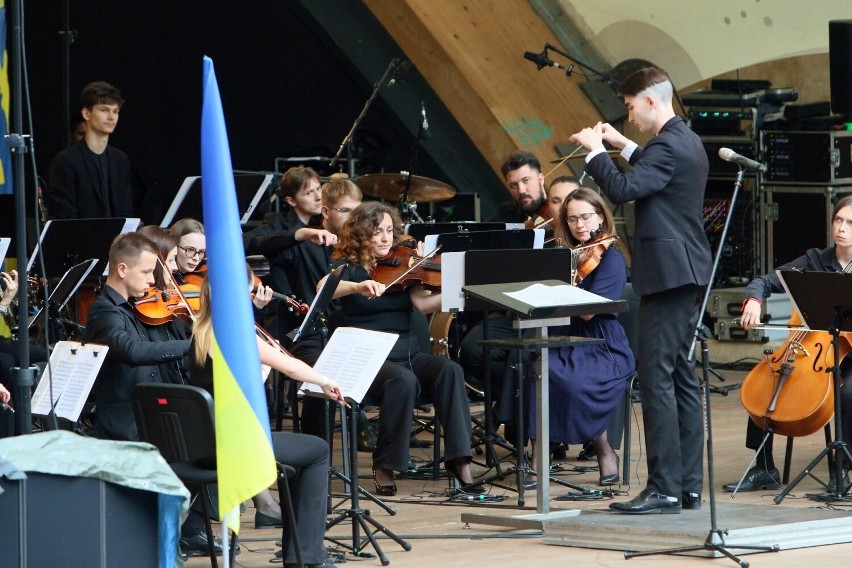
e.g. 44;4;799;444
25;0;457;225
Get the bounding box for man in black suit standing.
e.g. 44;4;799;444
48;81;136;219
571;67;711;514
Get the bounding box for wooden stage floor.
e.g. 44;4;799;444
186;369;852;568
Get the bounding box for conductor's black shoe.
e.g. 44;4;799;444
681;492;702;510
179;531;224;557
722;466;780;492
609;488;681;514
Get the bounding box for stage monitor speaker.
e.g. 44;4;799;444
829;20;852;121
0;472;158;567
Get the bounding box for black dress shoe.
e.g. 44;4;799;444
372;468;397;496
179;531;224;556
255;511;283;529
446;460;487;494
681;492;702;510
827;468;851;495
722;466;780;492
598;455;620;486
357;422;378;453
609;487;681;514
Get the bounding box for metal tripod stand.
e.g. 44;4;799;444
325;401;411;565
625;328;779;566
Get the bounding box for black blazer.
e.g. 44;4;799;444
48;139;135;219
586;116;712;295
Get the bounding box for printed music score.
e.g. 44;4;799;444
31;341;108;421
503;282;611;308
302;327;397;404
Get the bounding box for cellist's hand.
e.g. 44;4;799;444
740;298;762;330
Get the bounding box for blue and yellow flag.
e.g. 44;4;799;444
0;1;13;195
201;56;275;533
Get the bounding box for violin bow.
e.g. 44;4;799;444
543;146;583;179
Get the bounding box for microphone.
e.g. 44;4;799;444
523;51;568;70
718;147;768;172
388;60;410;87
420;102;431;140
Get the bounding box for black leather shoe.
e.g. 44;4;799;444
179;531;224;557
598;455;620;486
722;467;780;492
609;487;681;514
255;511;283;529
681;492;702;510
358;422;378;453
827;468;851;495
372;468;397;496
577;442;596;461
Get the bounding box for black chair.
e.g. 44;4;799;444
132;383;238;568
615;282;641;483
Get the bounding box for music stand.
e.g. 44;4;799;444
29;259;99;336
287;265;345;343
773;270;852;503
464;278;625;513
159;172;275;227
405;222;509;241
26;218;128;279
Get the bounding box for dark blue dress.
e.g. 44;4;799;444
527;246;636;444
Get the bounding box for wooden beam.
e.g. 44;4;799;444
364;0;606;182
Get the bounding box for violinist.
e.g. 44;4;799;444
169;217;207;280
722;195;852;494
544;176;580;227
320;201;480;495
487;151;549;224
83;232;191;442
243;175;368;438
525;188;635;487
189;268;343;566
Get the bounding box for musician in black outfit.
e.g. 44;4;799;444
571;67;712;514
722;195;852;494
321;201;479;495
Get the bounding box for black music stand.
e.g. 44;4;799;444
773;270;852;503
405;222;508;241
436;229;535;253
27;218;127;279
159;172;275;227
464;278;625;513
29;259;99;339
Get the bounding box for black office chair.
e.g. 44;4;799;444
131;383;238;568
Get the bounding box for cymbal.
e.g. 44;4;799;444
549;150;621;163
355;173;456;202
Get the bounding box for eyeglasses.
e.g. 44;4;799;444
329;207;353;214
566;212;598;226
178;245;206;259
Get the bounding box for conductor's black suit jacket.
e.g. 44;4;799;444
586;116;711;296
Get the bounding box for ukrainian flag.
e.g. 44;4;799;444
0;1;13;195
201;56;276;534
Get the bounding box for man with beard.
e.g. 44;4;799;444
488;151;549;224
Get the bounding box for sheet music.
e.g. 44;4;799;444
301;327;397;403
0;237;10;267
31;341;108;421
504;282;610;308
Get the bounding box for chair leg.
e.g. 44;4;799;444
198;483;219;568
277;463;303;568
622;375;635;483
783;436;794;485
433;412;441;480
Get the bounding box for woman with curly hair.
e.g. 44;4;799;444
319;201;479;495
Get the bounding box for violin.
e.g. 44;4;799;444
176;260;207;287
133;286;194;325
572;228;618;285
251;275;309;315
372;240;442;292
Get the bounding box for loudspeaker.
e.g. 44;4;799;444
0;472;158;568
829;20;852;121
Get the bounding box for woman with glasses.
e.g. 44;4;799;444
527;187;635;487
169;217;207;277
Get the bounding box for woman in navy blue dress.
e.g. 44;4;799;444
528;187;636;485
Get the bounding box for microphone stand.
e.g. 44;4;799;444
330;58;400;178
398;107;428;223
543;43;620;88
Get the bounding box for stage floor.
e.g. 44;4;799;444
186;368;852;568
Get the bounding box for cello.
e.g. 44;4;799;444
740;311;852;438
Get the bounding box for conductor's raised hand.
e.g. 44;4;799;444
599;122;630;150
569;124;605;153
